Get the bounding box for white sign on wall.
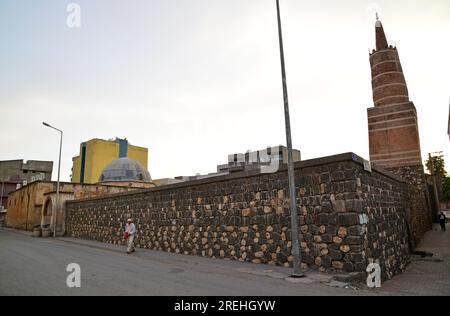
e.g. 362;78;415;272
31;173;46;183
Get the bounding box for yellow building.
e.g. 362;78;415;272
71;138;148;184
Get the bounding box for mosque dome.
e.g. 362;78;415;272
99;158;152;183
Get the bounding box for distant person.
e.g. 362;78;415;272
439;212;447;232
124;218;136;254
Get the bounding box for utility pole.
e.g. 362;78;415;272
0;181;4;211
276;0;304;277
429;153;441;222
43;122;63;237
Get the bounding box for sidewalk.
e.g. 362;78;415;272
374;224;450;296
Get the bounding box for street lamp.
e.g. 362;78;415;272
1;181;4;210
429;151;444;222
43;122;63;238
276;0;304;277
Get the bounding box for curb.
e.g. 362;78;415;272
57;238;128;255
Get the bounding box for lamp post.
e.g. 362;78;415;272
276;0;304;277
429;151;443;222
1;181;4;210
43;122;63;238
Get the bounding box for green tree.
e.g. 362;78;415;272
426;154;450;202
442;176;450;201
426;155;446;178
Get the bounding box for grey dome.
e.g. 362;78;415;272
99;158;152;182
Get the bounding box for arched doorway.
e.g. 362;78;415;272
42;198;53;227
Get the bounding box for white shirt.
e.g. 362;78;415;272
125;223;136;236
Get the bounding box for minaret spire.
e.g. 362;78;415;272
375;16;389;50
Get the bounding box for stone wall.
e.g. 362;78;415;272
66;153;427;282
386;165;432;248
360;169;411;279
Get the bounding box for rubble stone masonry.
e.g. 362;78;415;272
386;165;432;248
66;153;429;281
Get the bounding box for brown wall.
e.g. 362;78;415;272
6;182;138;230
368;102;422;168
6;182;55;230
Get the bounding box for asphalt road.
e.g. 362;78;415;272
0;228;359;296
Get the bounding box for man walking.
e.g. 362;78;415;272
125;218;136;254
439;212;447;232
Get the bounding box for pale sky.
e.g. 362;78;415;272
0;0;449;181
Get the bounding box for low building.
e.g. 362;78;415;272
217;146;301;174
175;146;302;182
0;159;53;210
6;156;156;235
0;160;53;183
5;181;138;235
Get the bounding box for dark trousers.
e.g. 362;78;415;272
440;220;446;232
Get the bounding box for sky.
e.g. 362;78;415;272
0;0;449;182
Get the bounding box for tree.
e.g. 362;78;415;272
425;155;446;178
426;154;450;202
442;176;450;202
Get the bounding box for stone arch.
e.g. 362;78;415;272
42;198;53;226
25;193;31;230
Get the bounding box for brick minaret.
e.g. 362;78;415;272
367;19;423;168
367;18;432;245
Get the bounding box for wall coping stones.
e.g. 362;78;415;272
8;180;140;196
67;152;406;205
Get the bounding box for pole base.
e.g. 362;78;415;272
290;272;306;278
